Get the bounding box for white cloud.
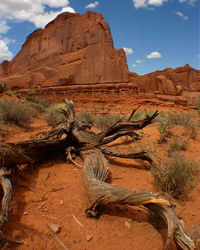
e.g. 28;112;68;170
148;0;164;6
84;1;99;9
136;60;143;63
0;39;13;62
0;0;76;30
133;0;147;8
179;0;198;5
176;11;189;20
123;47;134;55
147;51;162;59
132;64;137;67
0;20;10;34
133;0;166;8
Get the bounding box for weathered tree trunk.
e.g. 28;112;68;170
82;149;194;250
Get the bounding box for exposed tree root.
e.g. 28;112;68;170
82;149;194;250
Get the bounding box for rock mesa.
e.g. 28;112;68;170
0;11;129;89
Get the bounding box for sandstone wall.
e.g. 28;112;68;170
0;11;129;89
130;64;200;95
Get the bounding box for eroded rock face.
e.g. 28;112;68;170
129;64;200;95
0;11;129;89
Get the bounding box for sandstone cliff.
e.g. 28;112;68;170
0;11;129;89
129;64;200;95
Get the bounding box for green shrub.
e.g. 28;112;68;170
76;112;122;130
151;153;198;199
44;104;66;127
25;89;49;112
158;121;171;143
94;114;122;130
131;109;156;122
0;81;8;93
186;123;198;140
168;138;187;156
25;89;36;102
0;98;36;127
196;96;200;115
76;112;94;125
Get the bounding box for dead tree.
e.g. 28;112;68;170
0;99;195;249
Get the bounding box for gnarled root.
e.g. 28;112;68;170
82;149;194;250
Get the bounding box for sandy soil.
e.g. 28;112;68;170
1;93;200;250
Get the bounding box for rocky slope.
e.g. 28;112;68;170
0;11;129;89
129;64;200;95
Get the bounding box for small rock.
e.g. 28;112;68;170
86;235;93;242
59;200;64;206
23;211;28;215
125;221;131;229
44;208;48;212
48;223;60;234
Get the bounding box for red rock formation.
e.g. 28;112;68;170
0;11;129;89
130;64;200;95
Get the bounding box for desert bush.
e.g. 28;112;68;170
44;104;66;127
168;138;187;156
186;123;198;139
151;153;198;199
94;114;122;130
25;89;36;102
196;96;200;115
131;109;156;122
25;89;49;112
0;81;8;93
76;112;122;130
168;111;195;127
158;121;171;143
76;112;94;125
0;98;36;127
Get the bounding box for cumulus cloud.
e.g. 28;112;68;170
123;47;134;55
0;0;75;29
133;0;166;8
0;39;13;62
176;11;189;20
132;64;137;67
147;51;162;59
84;1;99;9
136;60;143;63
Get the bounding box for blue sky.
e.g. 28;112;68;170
0;0;199;75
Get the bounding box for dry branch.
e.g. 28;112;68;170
82;149;194;250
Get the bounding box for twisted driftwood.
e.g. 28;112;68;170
82;149;194;250
0;99;195;249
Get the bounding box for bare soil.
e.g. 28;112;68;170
1;92;200;250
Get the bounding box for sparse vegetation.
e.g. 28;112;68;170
25;89;49;112
94;113;122;130
196;96;200;115
152;152;198;199
0;98;36;127
44;103;66;127
76;111;94;124
158;121;171;143
0;81;8;93
131;109;156;122
168;138;187;156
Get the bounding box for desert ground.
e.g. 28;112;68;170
0;90;200;250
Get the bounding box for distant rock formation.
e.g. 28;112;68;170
0;10;199;96
0;11;129;89
129;64;200;95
